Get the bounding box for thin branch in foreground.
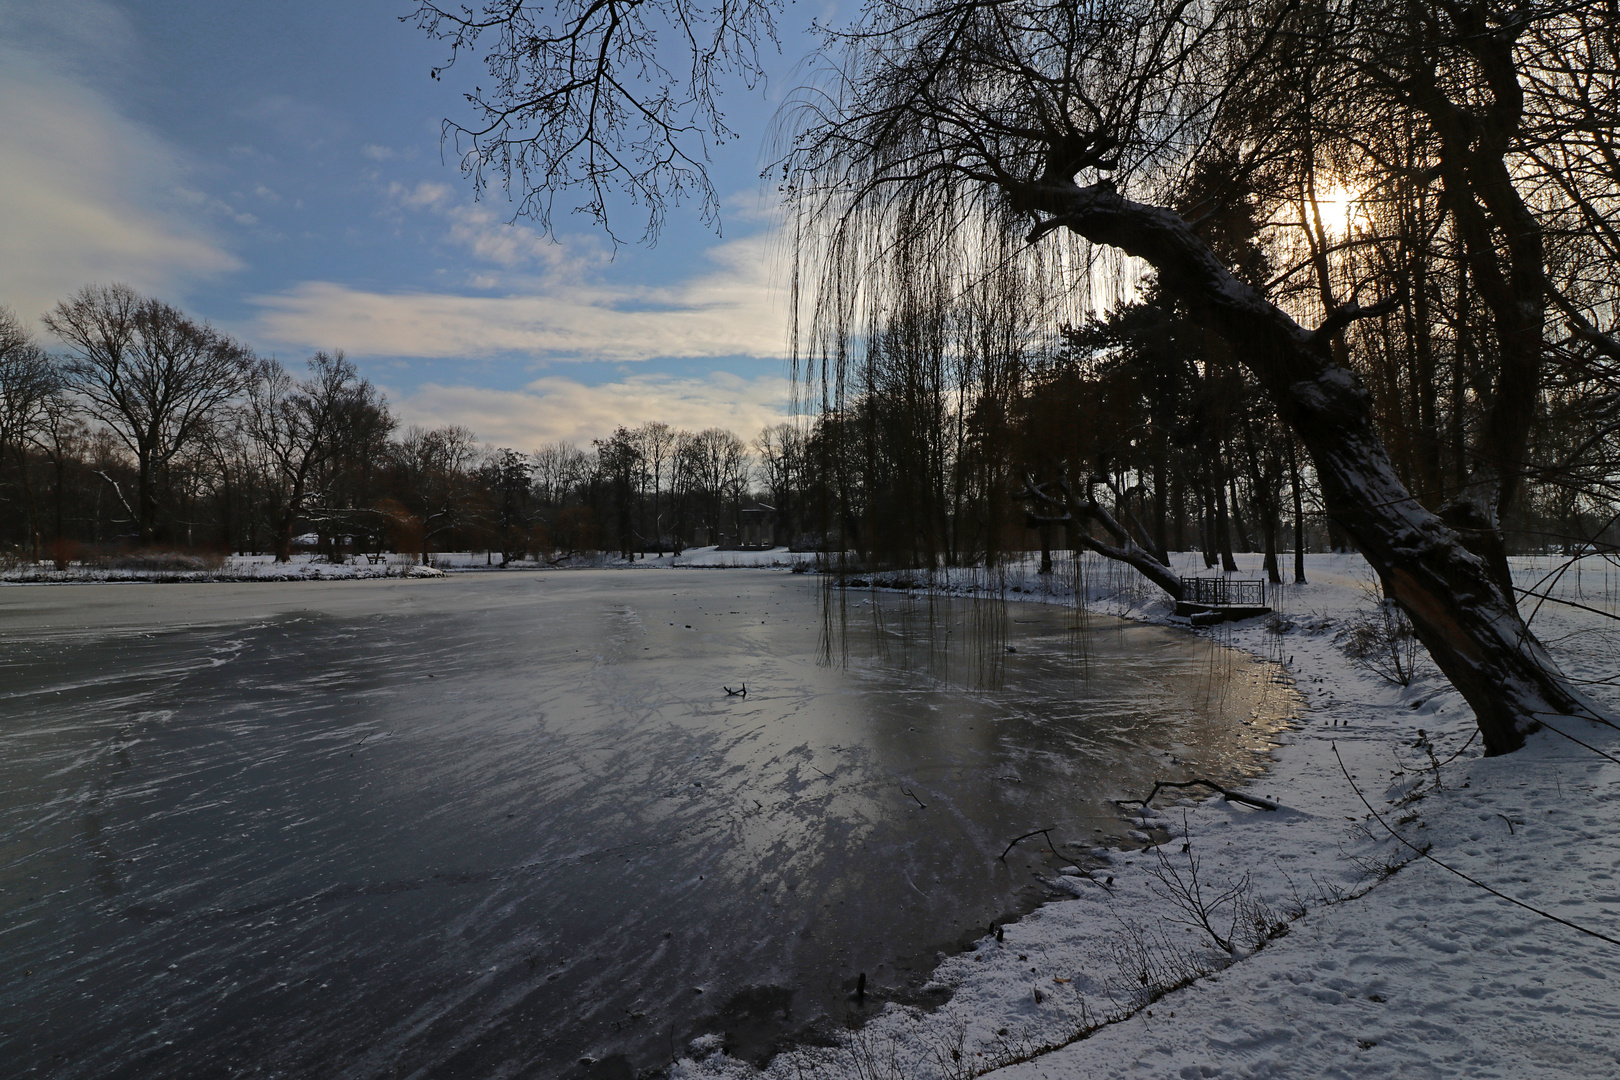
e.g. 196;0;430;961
1513;586;1620;624
1331;742;1620;949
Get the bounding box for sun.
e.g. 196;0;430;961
1312;185;1357;238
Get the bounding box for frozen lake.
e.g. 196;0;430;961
0;571;1296;1078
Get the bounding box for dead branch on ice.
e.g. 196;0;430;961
1118;779;1281;812
1000;827;1060;860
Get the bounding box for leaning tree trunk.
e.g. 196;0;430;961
1026;477;1186;601
1022;180;1597;755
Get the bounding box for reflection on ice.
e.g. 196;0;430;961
0;571;1297;1079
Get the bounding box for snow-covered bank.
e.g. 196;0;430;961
454;545;814;570
0;552;445;583
0;546;809;583
673;552;1620;1080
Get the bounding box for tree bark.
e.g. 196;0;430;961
137;456;157;545
1022;180;1596;754
1151;450;1169;556
1213;471;1239;572
1287;439;1307;584
1200;483;1217;569
1261;503;1281;585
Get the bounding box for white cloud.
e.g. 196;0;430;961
242;180;787;362
361;143;397;161
390;180;454;210
440;202;597;271
390;370;794;447
250;224;790;362
380;181;611;277
0;6;238;322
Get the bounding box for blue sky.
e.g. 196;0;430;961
0;0;818;447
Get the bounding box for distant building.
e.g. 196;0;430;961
734;502;778;549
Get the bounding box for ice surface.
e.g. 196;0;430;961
0;570;1292;1079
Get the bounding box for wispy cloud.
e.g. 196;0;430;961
390;370;794;447
249;177;790;362
0;2;238;321
251;277;782;362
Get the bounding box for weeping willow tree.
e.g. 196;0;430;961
776;0;1620;755
792;216;1040;570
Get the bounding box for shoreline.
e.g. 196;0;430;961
671;551;1620;1080
713;588;1301;1075
0;546;814;586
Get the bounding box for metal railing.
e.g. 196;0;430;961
1180;577;1266;607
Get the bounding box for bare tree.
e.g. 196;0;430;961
755;421;806;544
532;440;593;507
477;447;537;563
0;307;61;558
392;425;485;563
678;426;747;543
595;425;645;557
44;285;255;545
637;421;678;552
245;351;383;562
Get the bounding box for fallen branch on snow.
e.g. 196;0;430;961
1118;779;1280;812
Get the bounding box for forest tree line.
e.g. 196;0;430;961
4;278;1611;574
0;286;785;564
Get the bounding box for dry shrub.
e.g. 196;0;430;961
1339;597;1425;686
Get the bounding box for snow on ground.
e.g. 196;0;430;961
430;546;816;570
669;551;1620;1080
0;552;445;583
